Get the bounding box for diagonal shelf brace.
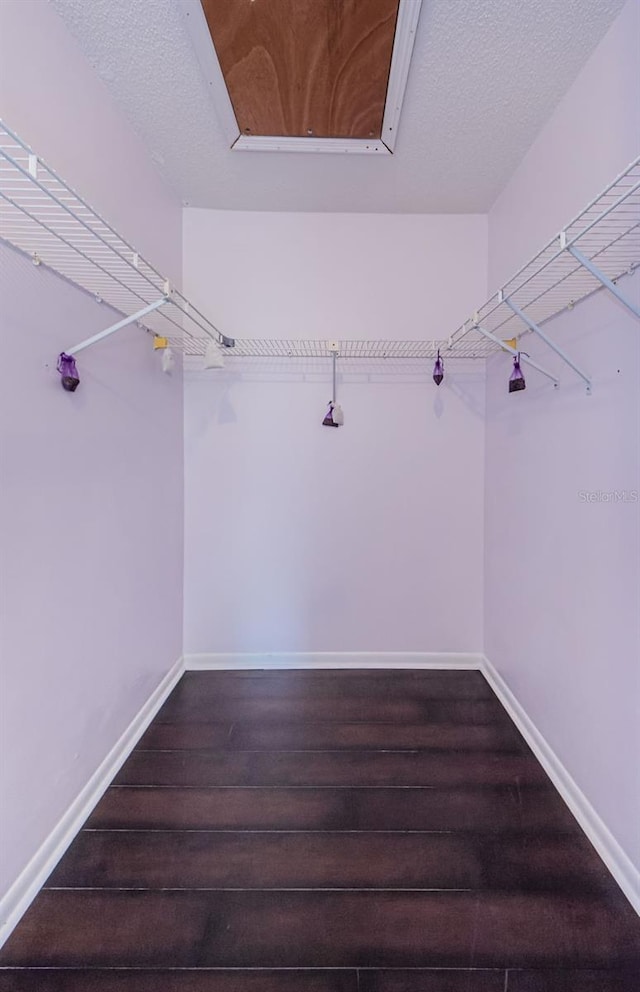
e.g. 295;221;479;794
473;324;559;385
567;245;640;320
65;298;168;357
504;295;592;393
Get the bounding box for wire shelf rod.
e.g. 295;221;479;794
1;121;638;366
0;190;151;308
2;148;166;300
0;119;228;349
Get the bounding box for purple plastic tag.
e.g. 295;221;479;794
509;354;526;393
57;353;80;392
433;351;444;386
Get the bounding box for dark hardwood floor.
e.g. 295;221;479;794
1;669;639;990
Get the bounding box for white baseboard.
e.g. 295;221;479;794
482;654;640;915
185;652;483;670
0;656;185;948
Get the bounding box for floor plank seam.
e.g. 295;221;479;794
0;966;513;971
75;826;572;831
110;784;447;790
43;886;479;892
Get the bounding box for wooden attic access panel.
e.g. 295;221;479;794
201;0;400;140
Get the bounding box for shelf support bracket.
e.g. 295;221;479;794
65;297;167;356
567;245;640;320
504;296;591;393
473;324;559;386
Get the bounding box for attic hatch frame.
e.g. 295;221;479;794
0;118;638;382
179;0;422;156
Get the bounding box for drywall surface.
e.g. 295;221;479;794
0;0;183;912
484;271;640;870
484;0;640;876
0;246;184;905
489;0;640;290
183;210;487;654
0;0;180;281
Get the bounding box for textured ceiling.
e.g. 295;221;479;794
50;0;625;213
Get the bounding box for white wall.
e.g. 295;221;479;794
485;0;640;874
484;274;640;868
489;0;640;290
183;211;488;655
0;0;183;926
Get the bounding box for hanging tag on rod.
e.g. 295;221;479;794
323;402;339;427
57;352;80;392
509;352;526;393
433;349;444;385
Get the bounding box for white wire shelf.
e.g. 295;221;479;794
447;157;640;357
0;117;638;370
0;121;229;351
226;338;493;359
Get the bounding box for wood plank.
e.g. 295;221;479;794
154;696;506;725
3;969;638;992
48;831;481;890
505;970;640;991
2;891;638;968
139;721;528;752
231;720;527;751
359;973;506;991
116;749;547;788
201;0;400;139
137;722;231;750
46;830;615;894
171;670;495;699
86;785;577;832
0;970;358;991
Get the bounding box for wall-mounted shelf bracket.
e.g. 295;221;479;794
473;323;559;387
565;242;640;320
504;296;591;394
65;297;168;357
